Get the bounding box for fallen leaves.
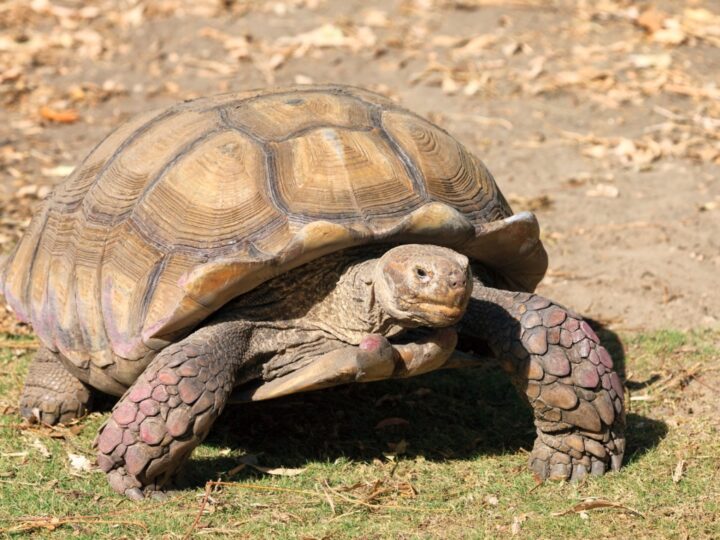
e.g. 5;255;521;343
507;193;553;212
30;438;50;459
585;183;620;199
38;106;79;124
67;453;93;473
552;498;644;518
231;454;307;477
672;459;686;483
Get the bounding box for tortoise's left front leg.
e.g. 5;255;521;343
459;280;625;481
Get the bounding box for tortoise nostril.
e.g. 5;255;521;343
447;272;467;290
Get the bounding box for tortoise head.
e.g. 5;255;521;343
373;244;472;327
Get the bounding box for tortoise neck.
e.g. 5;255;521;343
305;255;405;343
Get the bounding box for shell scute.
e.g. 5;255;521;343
272;127;423;230
381;110;506;221
223;91;374;141
131;129;284;251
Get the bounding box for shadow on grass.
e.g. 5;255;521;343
177;366;532;489
177;344;667;489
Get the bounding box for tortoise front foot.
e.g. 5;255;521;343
19;348;92;425
463;286;626;481
94;329;237;498
518;301;626;481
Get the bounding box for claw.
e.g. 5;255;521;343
611;453;623;471
125;487;144;501
150;490;168;501
530;458;549;481
591;458;606;476
549;462;569;480
570;464;588;482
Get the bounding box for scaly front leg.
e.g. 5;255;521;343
95;321;249;499
459;279;625;481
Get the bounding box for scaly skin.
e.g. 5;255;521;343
94;321;245;499
461;280;625;481
19;348;92;425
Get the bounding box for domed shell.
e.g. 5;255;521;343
1;85;546;390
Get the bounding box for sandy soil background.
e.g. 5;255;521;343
0;0;718;334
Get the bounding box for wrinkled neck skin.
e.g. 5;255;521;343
306;257;406;344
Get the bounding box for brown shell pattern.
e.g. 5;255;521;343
1;85;546;382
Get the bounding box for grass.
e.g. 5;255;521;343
0;329;718;539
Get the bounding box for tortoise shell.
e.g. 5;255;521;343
1;84;547;393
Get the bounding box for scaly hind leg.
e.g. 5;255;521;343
19;348;92;425
460;281;626;481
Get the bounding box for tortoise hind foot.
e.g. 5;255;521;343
95;325;239;499
19;348;92;425
529;428;625;482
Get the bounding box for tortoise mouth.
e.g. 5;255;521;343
410;302;467;326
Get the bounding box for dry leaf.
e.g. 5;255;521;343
68;453;93;472
451;34;498;60
375;417;410;429
17;185;40;198
31;438;51;459
236;454;306;476
508;194;553;212
251;465;307;477
630;53;672;69
583;145;609;159
586;184;619;198
637;7;667;34
282;24;346;48
386;439;408;456
699;198;719;211
39;106;79;124
294;74;314;85
672;459;686;483
441;76;460;95
552;498;643;517
363;9;389;28
653;26;687;46
41;165;75;177
511;514;527;535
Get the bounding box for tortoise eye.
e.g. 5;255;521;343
415;267;429;280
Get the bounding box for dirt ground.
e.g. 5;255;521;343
0;0;719;333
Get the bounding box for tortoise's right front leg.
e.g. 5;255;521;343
95;321;247;499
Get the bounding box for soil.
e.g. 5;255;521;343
0;0;718;333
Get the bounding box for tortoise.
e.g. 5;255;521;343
0;84;625;498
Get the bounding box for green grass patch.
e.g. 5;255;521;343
0;330;718;538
